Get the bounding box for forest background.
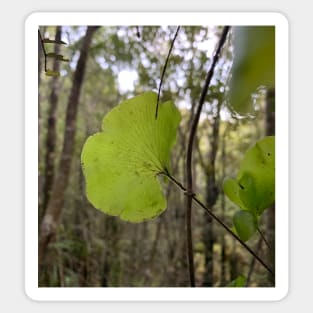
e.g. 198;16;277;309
38;25;275;288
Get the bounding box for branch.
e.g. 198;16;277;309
155;26;181;119
163;172;274;277
185;26;230;287
257;227;271;251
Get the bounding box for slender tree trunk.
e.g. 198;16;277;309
230;239;238;281
202;105;221;287
41;26;62;219
220;129;227;286
39;26;99;269
103;215;120;286
265;87;275;285
38;29;43;221
38;27;47;223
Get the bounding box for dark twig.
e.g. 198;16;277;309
185;26;230;287
257;227;271;250
38;29;47;72
155;26;181;119
162;172;274;277
136;26;141;38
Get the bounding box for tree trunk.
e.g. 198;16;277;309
230;239;238;281
202;106;221;287
265;87;275;285
41;26;62;219
39;26;99;269
220;129;227;286
38;29;43;222
38;27;47;224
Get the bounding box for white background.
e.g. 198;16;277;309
0;0;311;311
25;12;288;302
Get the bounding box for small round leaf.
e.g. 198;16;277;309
233;210;257;242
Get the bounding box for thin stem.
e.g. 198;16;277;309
155;26;181;119
38;29;47;72
185;26;230;287
193;198;274;276
163;172;274;277
257;227;271;250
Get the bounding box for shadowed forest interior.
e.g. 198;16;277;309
38;25;275;287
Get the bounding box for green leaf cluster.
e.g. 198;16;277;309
223;136;275;241
81;92;181;223
46;52;69;62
